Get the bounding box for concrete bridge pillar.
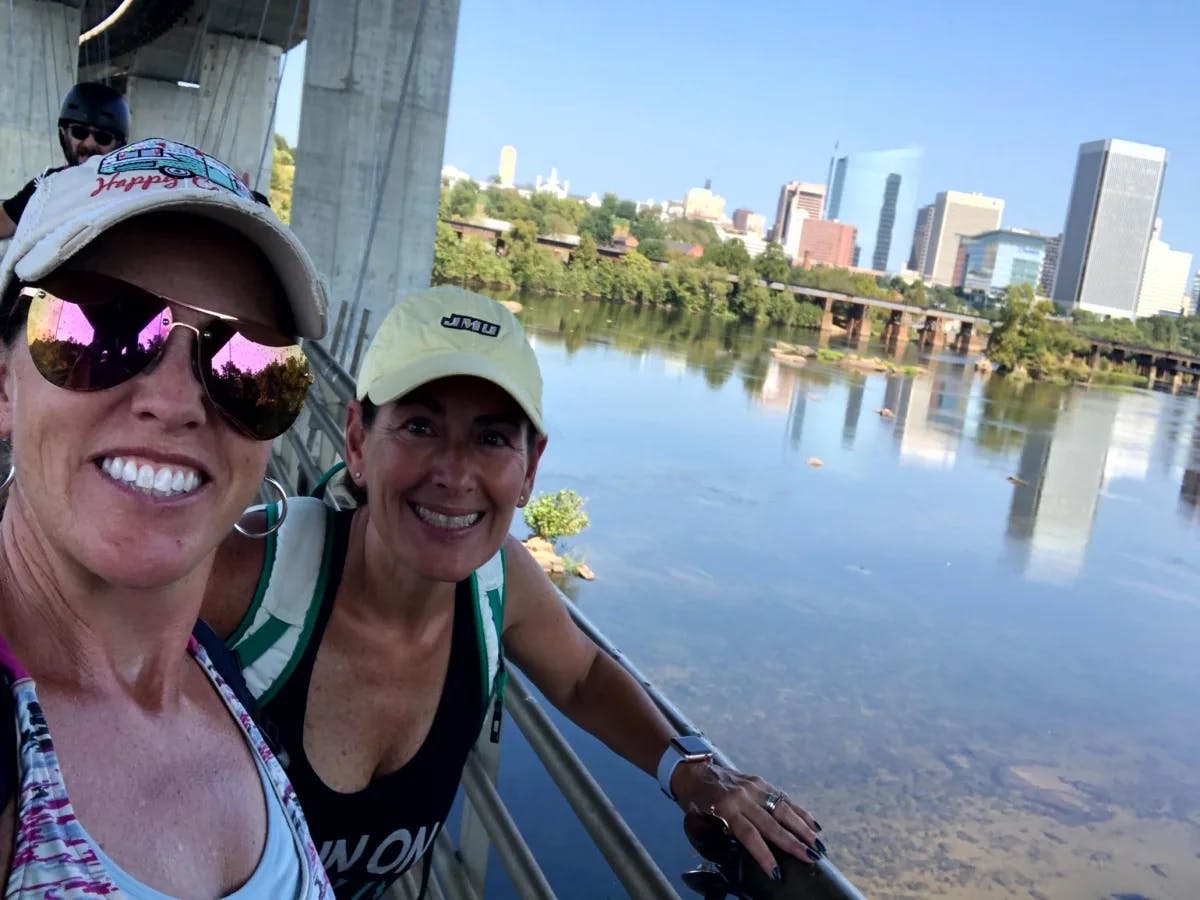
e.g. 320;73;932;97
846;303;870;346
291;0;460;355
955;322;973;354
0;0;81;198
126;34;281;194
818;297;835;335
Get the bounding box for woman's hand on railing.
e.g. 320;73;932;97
673;762;825;880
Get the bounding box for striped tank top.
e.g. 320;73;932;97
0;634;334;899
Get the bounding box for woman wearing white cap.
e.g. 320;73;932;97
204;285;825;898
0;139;333;897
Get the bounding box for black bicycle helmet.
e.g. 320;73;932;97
58;82;131;141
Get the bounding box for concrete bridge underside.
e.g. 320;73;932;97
2;0;458;351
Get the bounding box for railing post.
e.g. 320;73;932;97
458;725;503;896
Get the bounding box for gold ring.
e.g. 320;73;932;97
706;805;732;834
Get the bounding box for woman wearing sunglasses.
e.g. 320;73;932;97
0;139;333;898
204;287;826;899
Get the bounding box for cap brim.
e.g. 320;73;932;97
11;192;326;339
363;350;545;434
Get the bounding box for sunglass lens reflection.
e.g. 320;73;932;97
27;293;169;392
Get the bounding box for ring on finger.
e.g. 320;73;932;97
763;791;784;815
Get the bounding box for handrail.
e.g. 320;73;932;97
504;669;681;900
460;753;557;900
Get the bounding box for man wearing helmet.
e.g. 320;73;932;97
0;81;130;239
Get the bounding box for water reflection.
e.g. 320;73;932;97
503;292;1200;899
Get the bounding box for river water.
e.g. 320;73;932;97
480;293;1200;900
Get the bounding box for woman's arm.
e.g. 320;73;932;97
499;536;822;877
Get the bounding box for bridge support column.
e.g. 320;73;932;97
0;0;80;198
955;322;973;354
127;33;281;193
1171;369;1184;394
818;298;835;336
846;304;870;347
292;0;460;353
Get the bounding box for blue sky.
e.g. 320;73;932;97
275;0;1200;267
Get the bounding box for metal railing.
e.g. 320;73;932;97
271;334;865;900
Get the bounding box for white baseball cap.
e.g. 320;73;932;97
356;285;544;434
0;137;327;339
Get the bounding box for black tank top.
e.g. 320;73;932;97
260;510;484;900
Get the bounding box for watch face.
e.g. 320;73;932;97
672;735;712;758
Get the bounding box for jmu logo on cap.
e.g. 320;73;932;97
441;314;500;337
93;139;253;201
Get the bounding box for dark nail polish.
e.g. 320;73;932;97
806;846;821;863
815;838;828;855
813;820;823;832
771;866;782;882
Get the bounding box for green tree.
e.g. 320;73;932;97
615;199;637;220
269;134;295;223
754;241;791;284
903;279;928;308
579;207;615;244
703;239;752;270
445;179;481;220
524;489;590;543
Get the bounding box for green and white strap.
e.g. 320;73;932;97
228;497;333;704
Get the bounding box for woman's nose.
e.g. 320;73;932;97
127;327;208;431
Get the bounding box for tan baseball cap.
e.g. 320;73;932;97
356;285;544;434
0;137;327;339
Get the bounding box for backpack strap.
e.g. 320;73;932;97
229;497;335;706
469;548;507;742
193;620;258;714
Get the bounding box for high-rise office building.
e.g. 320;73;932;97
1039;234;1061;297
732;208;766;236
922;191;1004;285
825;148;922;272
1191;271;1200;316
683;185;726;222
796;219;856;268
908;203;935;273
1135;223;1192;318
1052;139;1167;319
498;145;517;188
959;230;1046;298
771;182;825;255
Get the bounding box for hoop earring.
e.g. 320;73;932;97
0;465;13;497
235;476;288;539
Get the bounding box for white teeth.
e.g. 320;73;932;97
413;504;483;530
153;468;173;492
98;456;203;499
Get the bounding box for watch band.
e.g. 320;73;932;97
656;736;713;800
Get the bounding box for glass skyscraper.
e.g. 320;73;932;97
824;147;922;273
1052;139;1167;319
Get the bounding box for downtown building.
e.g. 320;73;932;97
959;230;1047;299
796;219;857;268
825;147;922;273
921;191;1004;286
1039;234;1061;297
1052;139;1167;319
909;203;935;274
771;181;826;257
1135;221;1193;318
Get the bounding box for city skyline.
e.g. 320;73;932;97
273;1;1200;272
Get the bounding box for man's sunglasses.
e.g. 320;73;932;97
19;273;312;441
64;123;120;147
